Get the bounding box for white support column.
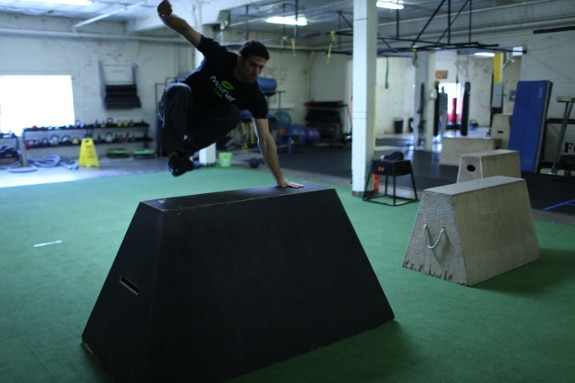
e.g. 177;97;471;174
424;52;437;152
194;2;217;165
412;52;436;152
351;0;377;195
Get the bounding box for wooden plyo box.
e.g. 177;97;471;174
440;137;501;166
403;176;539;286
491;113;512;149
457;149;521;182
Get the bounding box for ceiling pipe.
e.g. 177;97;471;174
467;0;472;44
395;5;399;39
0;26;185;44
224;0;552;34
220;12;575;55
2;2;572;52
73;1;146;29
244;4;249;41
387;16;575;44
225;0;344;30
293;0;299;37
447;0;451;44
410;0;447;48
282;3;287;48
434;0;466;45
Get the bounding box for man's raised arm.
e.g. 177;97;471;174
157;0;202;47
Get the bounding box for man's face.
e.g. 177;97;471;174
236;56;266;83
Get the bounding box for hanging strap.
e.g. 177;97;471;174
385;56;389;89
327;31;336;63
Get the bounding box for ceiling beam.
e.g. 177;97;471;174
74;1;145;29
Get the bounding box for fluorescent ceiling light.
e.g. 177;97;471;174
474;52;495;58
31;0;93;6
474;47;523;58
266;16;308;26
376;1;404;10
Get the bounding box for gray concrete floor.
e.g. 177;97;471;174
0;156;167;188
0;148;349;189
0;126;482;189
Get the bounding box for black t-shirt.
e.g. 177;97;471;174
181;36;268;119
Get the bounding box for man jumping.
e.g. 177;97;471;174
157;0;302;189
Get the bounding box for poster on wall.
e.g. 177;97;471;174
435;70;448;80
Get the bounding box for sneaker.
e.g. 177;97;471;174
168;154;194;177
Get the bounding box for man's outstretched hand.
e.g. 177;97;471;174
278;180;304;189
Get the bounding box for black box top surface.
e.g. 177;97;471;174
142;182;332;212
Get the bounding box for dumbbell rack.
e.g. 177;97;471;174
21;120;150;158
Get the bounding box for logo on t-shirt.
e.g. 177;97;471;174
210;76;235;102
221;81;234;90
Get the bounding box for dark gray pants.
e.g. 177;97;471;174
158;82;241;157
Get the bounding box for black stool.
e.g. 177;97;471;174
362;159;418;206
557;154;575;180
287;134;303;154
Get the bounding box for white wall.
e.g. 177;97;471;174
308;53;417;138
520;31;575;160
520;32;575;116
0;19;184;134
0;14;332;138
259;49;317;126
479;28;575;160
501;57;521;115
433;51;507;128
308;53;350;104
1;12;573;158
0;13;317;127
308;53;351;132
374;56;416;136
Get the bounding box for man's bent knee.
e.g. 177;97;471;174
165;82;192;99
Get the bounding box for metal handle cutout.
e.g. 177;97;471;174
119;276;140;295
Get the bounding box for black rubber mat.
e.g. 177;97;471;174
276;145;574;216
523;172;575;215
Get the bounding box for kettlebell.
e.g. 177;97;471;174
249;158;261;168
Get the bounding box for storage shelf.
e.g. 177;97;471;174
305;102;347;145
22;121;152;156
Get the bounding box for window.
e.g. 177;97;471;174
0;75;75;135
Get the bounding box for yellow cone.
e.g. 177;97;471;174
79;138;99;168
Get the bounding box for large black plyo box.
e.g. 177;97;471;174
82;183;394;383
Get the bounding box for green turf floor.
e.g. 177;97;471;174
1;166;574;383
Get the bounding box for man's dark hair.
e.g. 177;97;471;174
239;40;270;60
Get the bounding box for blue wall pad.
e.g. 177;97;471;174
508;80;553;172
